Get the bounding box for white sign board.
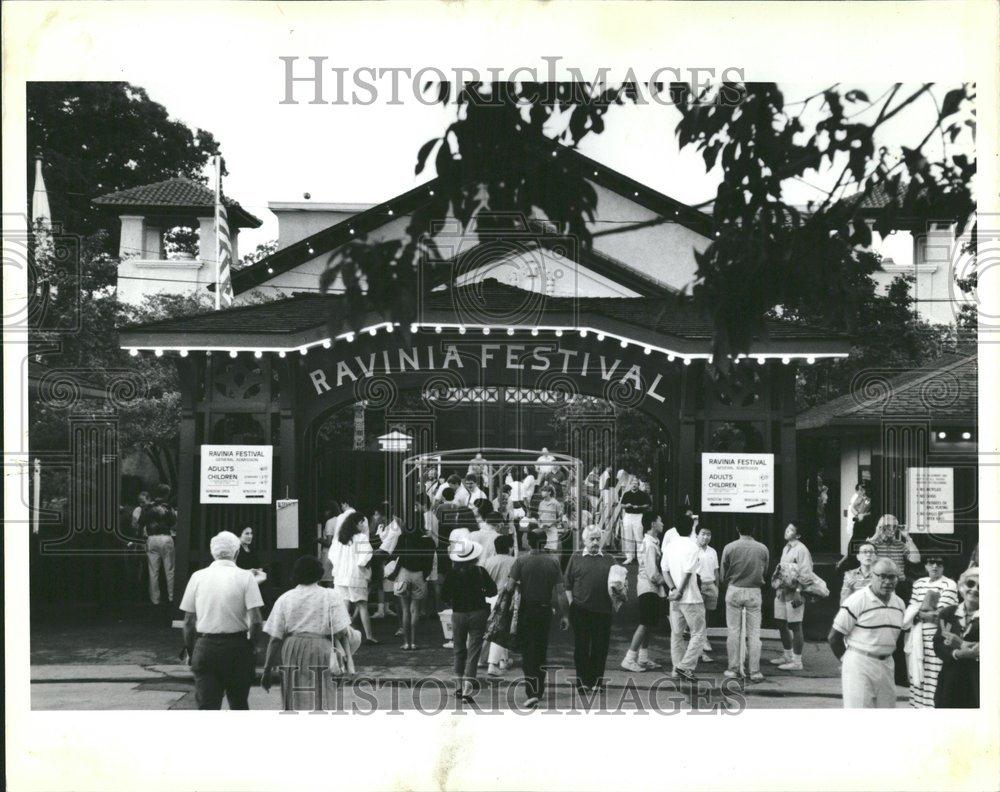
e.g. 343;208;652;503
906;467;954;534
276;499;299;549
701;453;774;513
200;445;273;504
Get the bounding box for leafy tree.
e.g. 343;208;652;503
27;82;223;243
320;81;976;358
239;239;278;270
795;272;962;409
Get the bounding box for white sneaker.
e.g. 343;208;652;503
770;655;790;666
620;658;645;672
723;670;739;679
639;658;662;670
777;659;803;671
443;640;454;649
487;664;502;677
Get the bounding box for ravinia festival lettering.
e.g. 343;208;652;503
307;343;670;403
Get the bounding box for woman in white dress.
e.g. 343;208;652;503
262;556;358;710
329;510;377;643
905;554;959;708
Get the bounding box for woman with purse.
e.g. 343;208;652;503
392;515;436;650
933;567;979;708
329;510;378;644
261;556;359;710
441;533;497;701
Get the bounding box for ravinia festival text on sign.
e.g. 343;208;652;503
200;445;274;504
701;453;774;513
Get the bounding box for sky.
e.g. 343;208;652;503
131;77;962;252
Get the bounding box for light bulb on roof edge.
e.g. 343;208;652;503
154;349;163;357
507;328;515;336
129;349;139;357
483;327;491;335
179;349;189;357
278;351;286;358
254;351;262;359
531;329;539;336
322;340;331;349
229;350;237;358
782;357;791;365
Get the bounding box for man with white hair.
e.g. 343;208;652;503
180;531;264;710
828;558;905;708
564;525;617;693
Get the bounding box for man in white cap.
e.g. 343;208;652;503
180;531;264;709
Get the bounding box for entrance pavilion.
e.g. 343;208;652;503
120;278;849;585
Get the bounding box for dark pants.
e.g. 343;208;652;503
451;609;488;681
569;603;612;689
519;603;553;700
191;635;255;710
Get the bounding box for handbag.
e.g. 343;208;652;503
384;557;400;581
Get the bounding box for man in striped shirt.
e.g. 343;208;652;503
828;559;905;708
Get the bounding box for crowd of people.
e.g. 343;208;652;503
169;455;979;712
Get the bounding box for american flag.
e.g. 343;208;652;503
214;155;234;309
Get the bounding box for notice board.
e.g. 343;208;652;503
701;453;775;513
906;467;954;533
200;445;273;504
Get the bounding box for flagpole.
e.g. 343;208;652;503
213;155;222;311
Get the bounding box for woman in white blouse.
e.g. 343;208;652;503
328;510;377;643
262;556;356;709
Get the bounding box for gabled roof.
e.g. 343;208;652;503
121;278;848;359
94;177;262;228
797;350;977;430
231;141;716;294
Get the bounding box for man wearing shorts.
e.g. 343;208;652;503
771;523;813;671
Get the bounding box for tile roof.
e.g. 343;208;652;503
121;278;848;354
797;350;977;430
93;178;261;228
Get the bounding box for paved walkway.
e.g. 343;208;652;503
30;603;909;710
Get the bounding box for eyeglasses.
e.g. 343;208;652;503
926;560;944;566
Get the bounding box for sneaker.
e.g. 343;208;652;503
620;658;645;672
675;668;698;683
639;659;662;670
749;673;765;683
523;696;539;709
670;669;680;679
723;670;740;679
372;609;388;620
770;655;790;666
777;659;803;671
700;653;713;663
442;640;454;649
394;627;404;636
487;664;502;677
